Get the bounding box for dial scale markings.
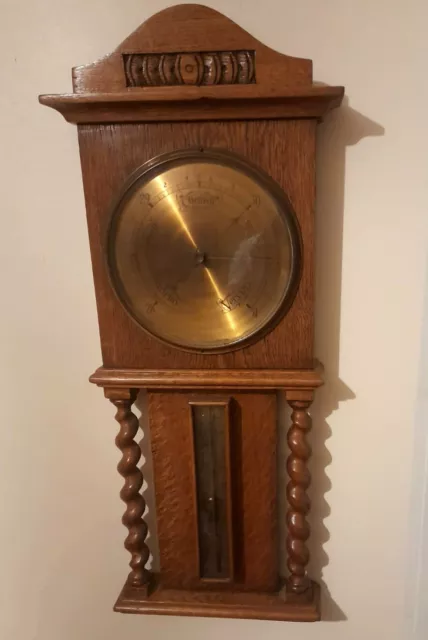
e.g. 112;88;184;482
108;150;298;351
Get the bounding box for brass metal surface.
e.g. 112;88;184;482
107;149;300;352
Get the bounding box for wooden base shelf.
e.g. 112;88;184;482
114;578;320;622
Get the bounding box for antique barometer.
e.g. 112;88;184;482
40;4;344;622
108;148;301;352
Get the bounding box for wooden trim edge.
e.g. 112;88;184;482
39;87;344;124
89;365;324;390
114;579;320;621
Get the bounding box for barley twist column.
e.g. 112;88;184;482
105;388;150;587
286;396;312;594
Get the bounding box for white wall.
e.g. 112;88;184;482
1;1;427;639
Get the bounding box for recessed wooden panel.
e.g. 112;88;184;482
78;119;316;369
148;390;278;591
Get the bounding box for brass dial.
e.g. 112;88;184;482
107;149;301;352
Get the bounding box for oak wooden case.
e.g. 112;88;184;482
40;4;344;622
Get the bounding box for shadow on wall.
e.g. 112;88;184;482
134;99;385;621
308;98;384;620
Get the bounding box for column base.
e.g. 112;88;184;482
114;576;320;622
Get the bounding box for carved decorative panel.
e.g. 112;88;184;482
123;51;256;87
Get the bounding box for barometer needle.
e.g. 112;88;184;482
206;255;271;261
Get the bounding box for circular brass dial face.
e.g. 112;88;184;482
107;149;301;352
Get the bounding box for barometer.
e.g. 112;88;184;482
108;149;300;351
39;3;344;623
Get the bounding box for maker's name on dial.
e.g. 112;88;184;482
176;191;220;210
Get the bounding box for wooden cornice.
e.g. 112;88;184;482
39;4;344;124
39;85;344;124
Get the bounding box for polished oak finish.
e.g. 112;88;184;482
39;4;343;124
105;388;151;588
148;391;277;592
39;3;344;623
90;364;324;390
123;50;256;87
114;579;321;621
286;393;313;594
39;86;343;124
78;118;317;370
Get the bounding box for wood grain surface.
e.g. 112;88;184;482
286;398;313;594
79;119;316;369
114;578;320;621
39;4;343;123
39;86;344;124
71;4;313;93
90;364;324;390
148;391;278;592
38;3;345;621
104;388;151;587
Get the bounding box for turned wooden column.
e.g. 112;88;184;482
285;391;313;594
105;387;151;587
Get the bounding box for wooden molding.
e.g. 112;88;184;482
39;85;344;124
90;364;324;390
123;50;256;87
70;4;313;93
38;4;344;124
114;577;320;621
